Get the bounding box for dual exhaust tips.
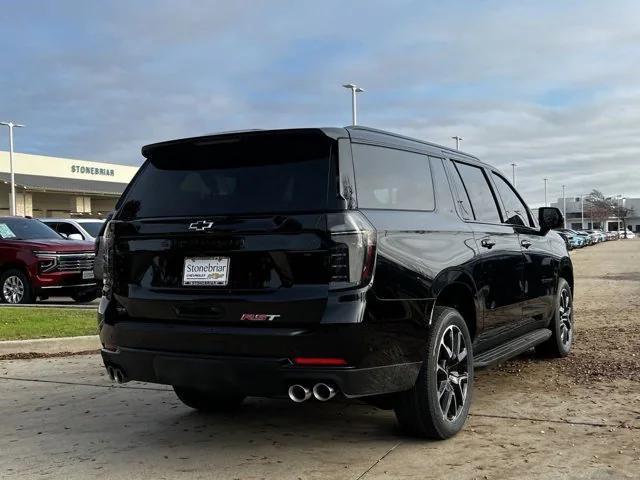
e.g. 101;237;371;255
106;365;127;384
288;383;336;402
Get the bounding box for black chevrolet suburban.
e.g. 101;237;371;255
98;127;573;439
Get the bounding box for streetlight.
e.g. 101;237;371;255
342;83;364;126
0;121;25;216
452;136;463;150
510;163;517;186
543;178;548;207
562;184;566;228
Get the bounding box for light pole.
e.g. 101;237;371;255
0;121;25;216
452;136;463;150
543;178;548;207
562;184;566;228
581;194;585;229
621;196;627;237
342;83;364;126
510;163;517;186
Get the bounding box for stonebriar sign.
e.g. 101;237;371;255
71;165;116;177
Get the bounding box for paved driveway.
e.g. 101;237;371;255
1;354;637;480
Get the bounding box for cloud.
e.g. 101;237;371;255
1;0;639;206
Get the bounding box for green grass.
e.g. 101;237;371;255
0;307;97;341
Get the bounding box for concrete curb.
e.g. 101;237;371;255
0;335;100;355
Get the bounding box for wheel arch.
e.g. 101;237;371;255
430;271;479;341
0;261;30;278
558;257;574;293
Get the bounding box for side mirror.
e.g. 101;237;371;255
538;207;564;233
68;233;84;241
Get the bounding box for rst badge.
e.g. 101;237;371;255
240;313;281;321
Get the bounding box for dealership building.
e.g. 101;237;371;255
0;151;138;218
550;196;640;232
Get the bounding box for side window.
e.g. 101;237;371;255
491;173;532;227
352;144;435;210
453;161;501;223
57;222;83;239
447;162;473;220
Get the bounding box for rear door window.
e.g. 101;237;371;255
119;132;335;219
448;163;474;220
452;161;501;223
352;144;435;210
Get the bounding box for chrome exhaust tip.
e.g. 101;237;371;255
113;368;126;384
288;384;312;403
312;383;336;401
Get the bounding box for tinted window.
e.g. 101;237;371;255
0;218;61;240
352;144;434;210
453;162;501;223
491;173;532;227
448;163;473;220
119;133;334;219
79;222;103;237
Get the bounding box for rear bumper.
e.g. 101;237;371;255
100;346;420;398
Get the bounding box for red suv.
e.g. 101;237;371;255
0;217;98;304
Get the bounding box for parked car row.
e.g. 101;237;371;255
0;217;104;304
555;227;635;250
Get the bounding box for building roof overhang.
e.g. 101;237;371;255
0;172;128;196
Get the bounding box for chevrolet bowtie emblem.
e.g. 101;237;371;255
188;220;215;231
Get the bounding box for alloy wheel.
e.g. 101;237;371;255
3;275;25;304
558;288;573;346
435;325;470;422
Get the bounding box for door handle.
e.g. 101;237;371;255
480;238;496;249
521;239;532;249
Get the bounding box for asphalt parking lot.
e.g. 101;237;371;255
1;240;639;480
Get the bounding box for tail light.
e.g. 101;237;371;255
327;212;377;290
102;221;115;298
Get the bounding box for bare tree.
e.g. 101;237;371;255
584;190;635;236
616;203;635;238
584;190;611;230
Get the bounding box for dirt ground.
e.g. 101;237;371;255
1;240;639;479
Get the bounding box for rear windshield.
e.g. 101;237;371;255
119;132;334;219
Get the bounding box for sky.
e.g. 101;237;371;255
1;0;640;207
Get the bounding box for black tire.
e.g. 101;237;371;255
173;386;246;412
394;307;473;439
71;290;98;303
537;278;573;358
0;269;35;304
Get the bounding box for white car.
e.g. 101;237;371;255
40;218;105;242
618;230;636;239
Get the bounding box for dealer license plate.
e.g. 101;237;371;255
182;257;230;286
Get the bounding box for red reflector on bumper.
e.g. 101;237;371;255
293;357;348;366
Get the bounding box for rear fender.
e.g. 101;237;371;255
428;269;480;336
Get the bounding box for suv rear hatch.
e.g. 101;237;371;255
106;129;375;325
